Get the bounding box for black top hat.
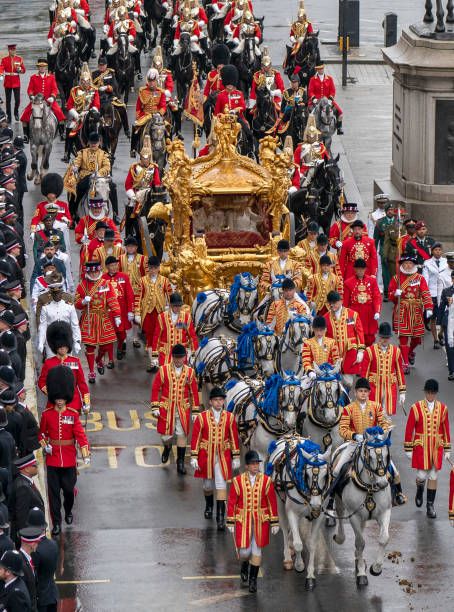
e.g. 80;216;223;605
171;344;187;357
46;365;75;404
245;450;262;464
319;255;332;266
148;255;160;267
355;377;370;391
47;320;73;354
210;386;226;400
0;550;23;576
105;256;119;266
169;293;183;306
104;228;115;241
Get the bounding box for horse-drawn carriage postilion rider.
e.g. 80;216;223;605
130;68;167;157
21;58;66;144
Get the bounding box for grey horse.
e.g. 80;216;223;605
313;98;337;155
27;93;57;185
150;113;167;177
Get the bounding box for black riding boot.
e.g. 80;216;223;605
61;129;72;162
176;446;186;475
119;106;130;138
426;487;437;518
204;494;214;519
134;52;142;79
161;443;172;464
22;123;29;144
240;561;249;586
58;122;65;141
130;129;139;157
415;478;425;508
337;120;344;135
216;500;226;531
109;182;120;222
249;564;259;593
392;481;407;506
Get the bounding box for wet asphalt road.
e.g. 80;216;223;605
2;0;454;610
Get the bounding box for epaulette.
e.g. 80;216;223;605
62;292;74;304
67;407;79;414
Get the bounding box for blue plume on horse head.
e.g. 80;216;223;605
265;462;274;476
365;426;391;447
224;378;238;391
236;321;260;368
262;374;284;417
227;272;254;315
268;440;278;455
316;362;341;382
196;292;208;303
195;361;206;375
199;337;209;349
282;370;302;386
227;400;235;413
271;274;286;289
366;426;384;437
299;439;321;456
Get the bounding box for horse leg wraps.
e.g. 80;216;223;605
85;345;96;374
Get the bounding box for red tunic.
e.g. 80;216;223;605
151;310;199;365
249;69;285;104
191;409;240;480
307;73;343;116
227;472;279;548
66;86;100;113
20;73;66;122
293;142;329;169
124;163;161;192
449;470;454;520
404;400;451;470
231;23;261;41
203;69;224;99
214;89;246;118
75;277;121;346
329;219;354;250
38;355;90;412
339;236;378;280
388;272;432;337
31;199;72;231
150;363;200;436
343;274;381;338
135;86;166;120
174;20;201;40
324;307;365;374
39;406;89;468
0;55;26;89
361;344;406;416
102;271;134;332
75;216;120;245
107;19;137;43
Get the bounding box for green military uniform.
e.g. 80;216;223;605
377;213;396;298
383;222;400;294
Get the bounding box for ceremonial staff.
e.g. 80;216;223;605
397;205;402;338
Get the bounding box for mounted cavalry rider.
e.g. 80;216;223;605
266;277;310;336
62;63;100;163
106;5;142;79
173;6;203;57
291;115;328;190
280;73;307;123
259;238;303;297
91;55;130;138
152;46;174;105
248;47;284;112
224;0;253;39
125;135;161;212
20;58;66;143
308;62;343;134
285;2;314;70
47;4;79;72
230;10;262;56
130;68;167;157
203;43;229;101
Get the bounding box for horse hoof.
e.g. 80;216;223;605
305;578;316;591
283;561;293;570
294;563;305;574
369;564;382;577
325;516;336;528
356;575;368;588
26;173;34;182
333;534;344;545
34;176;41;185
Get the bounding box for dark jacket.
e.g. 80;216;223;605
5;410;23;454
0;428;16;482
8;474;44;542
14;150;28;195
32;537;59;607
16;405;39;456
0;576;32;612
19;550;37;612
437;285;454;327
0;531;14;558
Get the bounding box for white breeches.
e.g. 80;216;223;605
173;41;201;55
161;413;185;443
203;461;226;491
239;530;262;561
332;441;356;478
417;467;439;481
107;42;137;54
49;40;62;55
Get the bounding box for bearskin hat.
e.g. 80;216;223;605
220;64;239;88
41;173;63;199
46;321;73;355
212;44;230;68
46;365;75;404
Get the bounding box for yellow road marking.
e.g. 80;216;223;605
56;580;111;585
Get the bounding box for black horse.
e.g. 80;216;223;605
231;34;261;98
99;100;125;164
282;101;308;150
143;0;166;50
54;34;80;112
171;32;198;103
107;32;135;104
250;84;278;157
288;154;343;239
284;33;320;88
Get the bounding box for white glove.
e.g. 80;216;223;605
232;458;240;471
127;312;134;322
354;434;363;443
150;357;159;368
227;525;234;534
81;234;89;244
436;325;442;335
37;343;44;354
47;96;55;104
190;458;199;471
308;371;316;380
394;289;402;297
356;350;364;364
426;310;433;318
128;34;134;42
84;457;91;465
152;408;160;418
103;24;109;34
134;315;141;325
335;240;342;249
83;296;91;304
271;525;280;536
445;451;451;461
30;232;35;241
399;393;406;405
405;451;412;460
47;38;53;48
73;342;81;354
115;317;122;327
99;85;107;92
374;312;380;320
44;445;53;455
82;404;90;414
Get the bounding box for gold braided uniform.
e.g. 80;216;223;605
73;148;111;180
339;400;389;441
119;253;148;300
305;271;343;314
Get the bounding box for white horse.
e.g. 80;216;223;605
313;98;337;154
302;362;348;454
267;435;331;588
192;336;236;404
224;375;264;448
235;321;278;378
250;372;308;466
276;314;312;376
191;289;230;336
27;93;58;185
333;427;392;587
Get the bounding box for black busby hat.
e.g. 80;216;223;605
27;506;47;530
47;320;73;354
312;315;327;329
125;235;138;247
212;43;230;68
210;386;226;399
353;258;367;268
220;64;239;87
169;292;183;306
378;322;392;338
105;255;119;266
355;377;370;391
327;290;342;304
281;278;295;290
148;255;160;267
88;131;100;144
424;378;439;393
245;450;262;464
171;343;187;357
0;550;24;576
319;255;332;266
41;173;63;198
46;365;75;404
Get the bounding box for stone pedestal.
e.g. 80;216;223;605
380;27;454;240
